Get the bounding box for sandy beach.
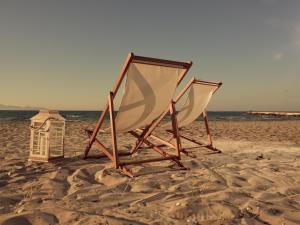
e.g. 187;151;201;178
0;119;300;225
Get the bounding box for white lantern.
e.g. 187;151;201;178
29;110;66;162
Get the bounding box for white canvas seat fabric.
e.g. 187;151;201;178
115;62;184;132
162;83;218;129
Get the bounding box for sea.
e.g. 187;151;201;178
0;110;299;122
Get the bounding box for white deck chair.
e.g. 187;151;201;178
144;77;222;154
83;53;192;177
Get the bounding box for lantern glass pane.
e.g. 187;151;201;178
49;122;64;157
32;130;40;155
40;133;47;155
31;121;47;156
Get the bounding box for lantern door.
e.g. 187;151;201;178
49;121;65;158
30;122;49;159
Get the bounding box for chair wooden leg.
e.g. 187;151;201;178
143;131;175;149
170;101;182;159
130;106;171;154
83;106;109;159
203;111;213;146
129;131;187;169
130;124;152;154
109;92;119;169
119;165;134;177
165;130;221;153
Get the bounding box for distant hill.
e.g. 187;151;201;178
0;104;42;110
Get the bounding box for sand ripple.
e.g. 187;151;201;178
0;120;300;224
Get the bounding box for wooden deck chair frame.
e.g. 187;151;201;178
135;78;222;155
83;52;192;177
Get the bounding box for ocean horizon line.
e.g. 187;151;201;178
1;110;300;122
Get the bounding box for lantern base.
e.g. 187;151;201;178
28;155;64;162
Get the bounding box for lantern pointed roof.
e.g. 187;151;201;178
30;110;65;122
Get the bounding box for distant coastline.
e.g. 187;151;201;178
0;104;43;111
247;111;300;117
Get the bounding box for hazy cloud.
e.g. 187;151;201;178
273;53;283;60
295;26;300;48
262;0;279;5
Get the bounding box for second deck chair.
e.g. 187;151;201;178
83;52;192;177
134;77;222;155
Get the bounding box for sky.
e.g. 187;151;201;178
0;0;300;111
